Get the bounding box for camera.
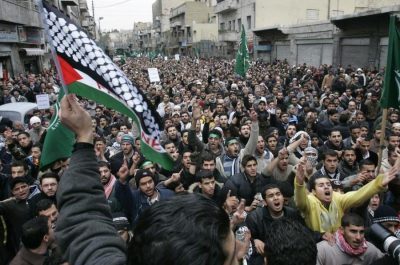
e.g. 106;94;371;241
369;223;400;264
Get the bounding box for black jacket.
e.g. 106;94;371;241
221;172;274;207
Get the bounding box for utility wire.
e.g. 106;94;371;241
96;0;133;8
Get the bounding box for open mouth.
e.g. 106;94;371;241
324;191;331;196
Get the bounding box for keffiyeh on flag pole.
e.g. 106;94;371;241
39;1;174;170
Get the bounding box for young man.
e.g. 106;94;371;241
10;216;55;265
54;93;249;265
317;213;383;265
189;170;220;202
294;159;397;234
246;184;305;265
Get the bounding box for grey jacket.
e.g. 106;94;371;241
56;145;126;265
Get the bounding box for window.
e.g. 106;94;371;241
306;9;319;20
228;21;232;31
246;16;251;30
220;22;225;31
238;18;242;30
232;20;235;31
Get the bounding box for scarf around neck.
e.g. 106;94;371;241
104;175;116;199
335;229;368;256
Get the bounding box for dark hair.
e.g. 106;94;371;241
98;160;111;169
21;216;49;249
359;159;375;169
308;175;331;192
261;183;281;200
388;144;397;157
11;160;29;171
196;170;215;183
241;154;257;168
327;109;338;116
40;172;60;184
349;123;361;132
128;194;230;265
17;131;31;138
201;152;216;164
32;142;42;150
162;140;175;148
322;149;338;160
94;136;106;144
264;218;317;265
329;127;342;136
341;213;364;227
342;147;355;156
36;199;55;215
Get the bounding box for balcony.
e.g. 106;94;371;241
170;21;182;28
214;0;238;14
79;2;88;11
61;0;78;6
0;0;41;27
218;30;238;42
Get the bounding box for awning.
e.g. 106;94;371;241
20;48;45;56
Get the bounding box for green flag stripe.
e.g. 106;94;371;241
68;81;174;170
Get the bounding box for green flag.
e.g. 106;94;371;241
40;88;75;171
380;16;400;109
235;24;250;77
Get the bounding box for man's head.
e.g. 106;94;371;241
373;205;400;234
201;152;216;172
349;124;361;141
327;109;339;124
262;184;284;217
322;149;339;173
224;137;240;157
121;134;135;155
263;218;317;265
135;169;155;198
196;170;216;198
208;129;222;151
30;116;42;130
94;137;107;152
328;128;342;147
265;134;277;151
340;213;366;249
308;175;333;205
21;216;54;250
342;147;356;166
359;159;376;182
239;124;251;138
10;177;30;200
11;160;29;178
40;172;59;197
128;194;234;265
17;131;32;148
36;199;58;229
98;161;112;186
241;155;257;178
256;136;265;154
166;125;178;140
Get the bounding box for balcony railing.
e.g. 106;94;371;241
218;30;238;42
214;0;238;14
0;0;40;27
61;0;78;6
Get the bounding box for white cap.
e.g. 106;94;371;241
30;116;41;126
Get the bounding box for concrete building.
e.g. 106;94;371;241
133;22;154;52
215;0;256;58
79;0;95;39
0;0;43;76
252;1;400;69
167;1;216;55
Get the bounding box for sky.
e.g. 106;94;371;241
91;0;153;31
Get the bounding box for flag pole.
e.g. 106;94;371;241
376;108;388;173
36;0;69;96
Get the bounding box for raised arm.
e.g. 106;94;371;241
57;94;126;265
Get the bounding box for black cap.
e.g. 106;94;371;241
135;169;154;187
112;212;130;230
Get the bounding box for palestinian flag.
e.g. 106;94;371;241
41;2;174;170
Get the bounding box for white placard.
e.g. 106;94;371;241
148;68;160;83
175;54;180;61
36;94;50;110
164;56;168;61
0;64;3;79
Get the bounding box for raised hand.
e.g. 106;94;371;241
59;94;92;143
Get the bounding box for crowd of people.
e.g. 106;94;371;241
0;56;400;265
